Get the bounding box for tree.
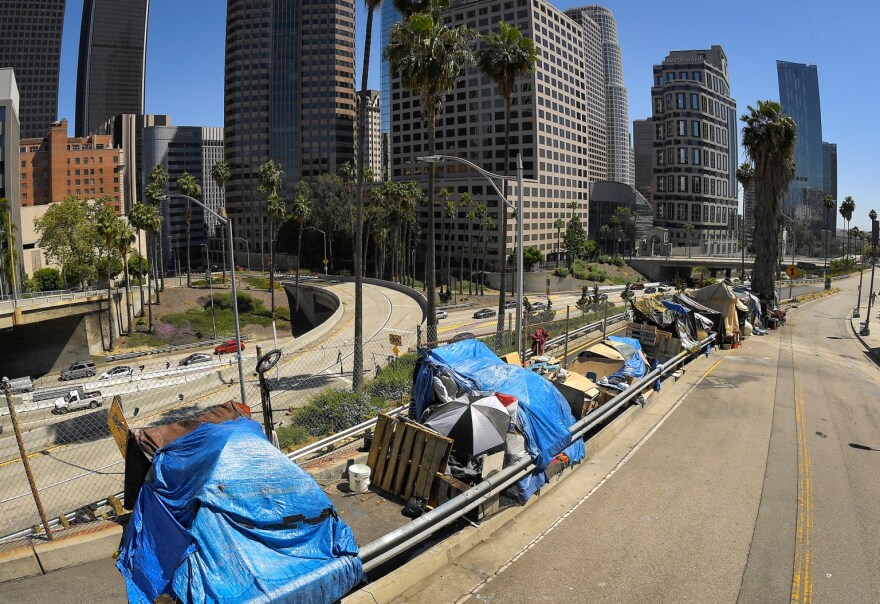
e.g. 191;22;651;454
563;215;587;268
144;164;168;293
479;210;494;298
34;196;100;287
740;100;797;302
176;172;202;287
266;192;287;319
840;195;855;263
822;195;836;276
257;160;284;322
127;201;162;330
385;4;475;344
0;198;18;293
683;222;694;258
114;218;136;330
31;268;63;292
553;217;565;264
95;200;121;350
210;160;232;281
257;159;284;271
287;184;312;317
460;192;473;295
437;188;451;292
444;194;457;297
509;245;543;272
476;20;537;348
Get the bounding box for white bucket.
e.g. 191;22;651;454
348;464;371;493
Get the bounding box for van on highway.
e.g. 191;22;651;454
5;376;34;394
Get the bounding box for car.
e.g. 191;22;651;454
214;339;246;355
644;286;657;294
179;353;213;367
436;310;449;320
531;301;547;312
59;360;96;381
657;285;672;293
473;308;497;319
504;299;517;309
100;366;133;380
630;282;645;290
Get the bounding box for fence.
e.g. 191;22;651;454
0;295;626;547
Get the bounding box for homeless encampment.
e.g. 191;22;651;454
630;297;701;349
412;339;585;501
689;282;748;338
672;292;726;340
570;336;648;389
117;412;364;604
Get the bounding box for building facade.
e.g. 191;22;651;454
142;125;224;272
632;118;653;204
103;113;171;215
777;60;825;224
650;46;738;256
565;5;632;187
0;1;66;139
587;181;653;254
224;0;356;264
0;68;22;296
75;0;150;137
356;89;382;182
822;141;837;201
389;0;590;270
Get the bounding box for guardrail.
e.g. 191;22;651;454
523;311;628;362
103;333;253;363
358;333;716;571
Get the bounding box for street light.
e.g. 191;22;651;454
161;194;246;405
417;153;524;356
200;244;217;340
233;237;250;273
306;227;329;275
861;209;878;336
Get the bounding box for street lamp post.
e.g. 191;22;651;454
861;210;878;336
233;237;250;273
307;227;329;275
200;244;217;340
418;154;524;355
162;195;246;405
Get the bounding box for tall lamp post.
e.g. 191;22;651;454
418;154;524;355
233;237;250;273
200;243;217;340
162;194;246;404
861;209;878;336
307;227;329;275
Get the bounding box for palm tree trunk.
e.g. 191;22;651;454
186;201;192;287
146;233;153;331
469;227;474;296
107;277;114;351
495;99;512;346
481;228;488;296
446;211;454;300
123;250;132;332
295;226;303;315
137;231;145;318
425;110;438;343
269;221;276;320
154;236;161;303
220;225;227;283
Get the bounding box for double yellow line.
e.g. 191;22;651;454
791;390;813;603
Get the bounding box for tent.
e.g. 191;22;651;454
672;292;725;339
690;282;747;338
630;298;700;349
117;416;364;604
412;340;584;501
605;336;648;380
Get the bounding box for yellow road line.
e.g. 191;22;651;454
703;358;723;377
0;443;66;469
791;390;813;603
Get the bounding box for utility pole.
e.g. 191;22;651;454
861;210;878;335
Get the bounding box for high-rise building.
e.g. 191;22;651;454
0;68;22;296
651;46;738;255
75;0;150;137
103;113;172;215
380;2;402;142
777;61;825;223
743;182;756;226
587;181;653;253
822;141;837;201
224;1;356;262
356;90;382;183
389;0;589;270
0;1;66;139
566;5;633;186
142;125;224;272
632;118;653;204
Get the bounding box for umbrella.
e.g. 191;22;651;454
423;392;510;457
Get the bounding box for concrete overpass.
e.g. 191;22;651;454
630;255;751;282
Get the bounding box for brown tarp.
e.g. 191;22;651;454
690;282;744;336
134;400;251;458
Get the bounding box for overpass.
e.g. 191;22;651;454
630;255;751;282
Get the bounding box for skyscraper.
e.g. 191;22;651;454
822;141;837;201
632;118;653;204
75;0;150;137
0;68;22;296
224;0;356;262
566;5;633;186
0;1;66;139
777;61;825;223
356;90;382;183
651;46;738;255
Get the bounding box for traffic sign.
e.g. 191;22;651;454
107;396;129;459
785;265;799;280
392;345;400;356
389;333;402;346
323;258;329;265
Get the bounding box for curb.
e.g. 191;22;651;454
849;315;880;367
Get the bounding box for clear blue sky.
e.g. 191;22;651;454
58;0;878;230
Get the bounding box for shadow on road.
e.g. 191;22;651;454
49;409;111;445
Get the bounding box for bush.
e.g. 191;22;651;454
586;268;608;282
369;353;417;402
571;259;589;280
598;255;613;265
277;425;311;450
289;389;381;437
211;292;257;313
553;266;570;278
612;255;625;267
32;268;64;291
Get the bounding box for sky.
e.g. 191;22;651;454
58;0;879;230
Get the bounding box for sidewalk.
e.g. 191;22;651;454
850;302;880;366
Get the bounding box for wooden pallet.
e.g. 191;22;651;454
366;414;453;501
626;323;658;357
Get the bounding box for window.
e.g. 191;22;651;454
690;93;699;109
656;75;664;86
679;71;688;80
657;203;666;219
676;93;686;109
692;204;701;222
655;123;664;139
655;97;663;113
703;205;709;221
678;176;688;192
692;176;701;193
667;175;674;192
657;176;666;192
678;203;688;221
667;148;674;165
678;148;688;164
692;149;701;165
677;120;687;136
692;71;702;82
691;121;701;137
711;206;717;222
657;150;665;166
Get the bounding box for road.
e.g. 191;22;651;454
0;281;423;540
400;274;880;603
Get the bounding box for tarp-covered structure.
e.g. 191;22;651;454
605;336;647;380
631;297;701;348
689;282;748;339
672;292;726;339
412;340;585;501
117;416;364;604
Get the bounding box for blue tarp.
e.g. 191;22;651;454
117;417;364;604
414;340;585;500
607;335;647;380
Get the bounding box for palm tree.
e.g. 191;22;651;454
480;212;495;299
740;100;797;302
257;159;283;272
210;160;231;282
129;202;162;331
437;188;451;293
266;192;286;320
290;189;312;317
114;219;136;331
127;202;152;324
385;5;474;344
822;195;836;279
840;195;855;263
176;172;202;288
684;222;694;258
460;192;472;295
145;164;168;293
95;201;120;350
444;196;457;298
0;197;18;294
554;217;565;265
474;202;488;296
476;20;537;346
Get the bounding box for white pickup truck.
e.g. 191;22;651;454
53;390;104;414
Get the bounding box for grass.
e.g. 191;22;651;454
158;292;289;341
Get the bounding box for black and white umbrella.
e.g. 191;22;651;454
423;393;510;456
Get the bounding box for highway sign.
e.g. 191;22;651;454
392;345;400;356
323;258;329;265
785;265;799;279
107;396;129;459
389;333;402;346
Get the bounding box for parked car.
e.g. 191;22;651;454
657;285;672;293
531;301;547;312
179;353;213;367
436;310;449;320
504;299;517;309
5;376;34;393
644;286;657;294
214;339;246;355
53;389;104;414
100;366;134;380
473;308;497;319
59;360;96;381
630;282;645;290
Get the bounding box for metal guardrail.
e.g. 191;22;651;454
523;311;627;362
359;333;716;571
104;334;253;362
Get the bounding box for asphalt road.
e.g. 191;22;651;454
401;274;880;603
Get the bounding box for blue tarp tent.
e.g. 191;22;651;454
606;335;647;380
413;340;585;500
117;417;364;604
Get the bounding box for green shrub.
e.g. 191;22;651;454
277;425;311;450
211;292;258;313
289;389;381;437
571;258;589;280
553;266;570;278
369;353;417;402
586;269;608;282
613;255;626;267
32;268;64;291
